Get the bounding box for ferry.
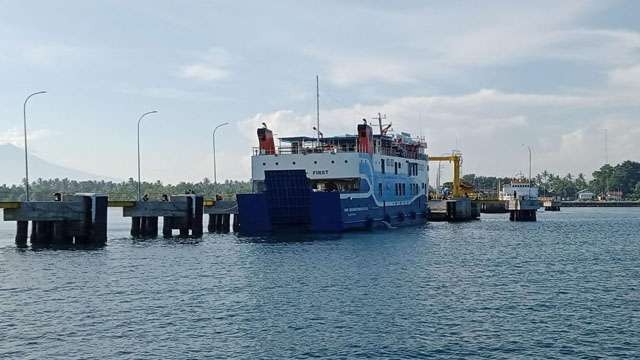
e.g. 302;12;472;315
236;119;430;233
499;174;539;201
499;174;541;221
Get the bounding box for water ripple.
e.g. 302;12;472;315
0;208;639;358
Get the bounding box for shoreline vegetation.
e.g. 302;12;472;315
0;178;251;201
1;161;639;201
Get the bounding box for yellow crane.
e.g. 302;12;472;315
429;152;463;198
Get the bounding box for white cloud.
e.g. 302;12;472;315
544;29;640;66
20;43;104;67
306;2;640;86
238;87;640;180
609;64;640;89
327;57;415;86
119;86;230;101
23;44;78;66
0;128;55;146
178;47;232;81
538;115;640;175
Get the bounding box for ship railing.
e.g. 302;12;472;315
253;146;357;155
252;147;428;160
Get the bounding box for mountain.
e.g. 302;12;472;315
0;143;118;185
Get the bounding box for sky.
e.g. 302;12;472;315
1;0;639;184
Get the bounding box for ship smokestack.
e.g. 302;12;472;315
357;123;374;154
257;127;275;155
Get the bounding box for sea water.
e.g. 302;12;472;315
1;208;638;359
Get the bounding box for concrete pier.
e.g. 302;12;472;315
2;193;108;248
559;201;640;207
429;198;480;221
204;200;238;233
476;200;508;213
123;195;204;239
506;199;540;222
541;198;561;211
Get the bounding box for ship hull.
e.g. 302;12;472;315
237;169;429;234
237;190;428;234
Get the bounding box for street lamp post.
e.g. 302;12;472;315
23;91;47;201
137;111;158;200
212;122;229;185
527;146;532;199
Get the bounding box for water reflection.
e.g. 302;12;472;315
236;231;344;244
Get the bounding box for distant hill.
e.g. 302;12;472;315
0;143;118;185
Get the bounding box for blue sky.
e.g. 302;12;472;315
1;0;639;183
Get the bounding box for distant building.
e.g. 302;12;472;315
606;191;623;201
577;190;594;201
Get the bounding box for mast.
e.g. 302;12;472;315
316;75;320;147
378;112;383;135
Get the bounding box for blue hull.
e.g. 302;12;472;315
237;170;428;234
238;192;428;234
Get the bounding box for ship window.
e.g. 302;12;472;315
381;159;385;174
275;162;279;165
331;160;335;164
292;161;296;165
314;161;318;164
345;160;348;163
378;183;382;196
262;162;266;166
394;162;398;175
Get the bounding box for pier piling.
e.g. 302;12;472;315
123;194;204;239
507;199;540;222
204;200;238;233
131;217;141;237
52;221;72;247
207;214;215;232
509;209;537;221
15;221;28;248
232;214;240;232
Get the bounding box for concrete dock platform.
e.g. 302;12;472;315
429;198;480;222
2;193;108;248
